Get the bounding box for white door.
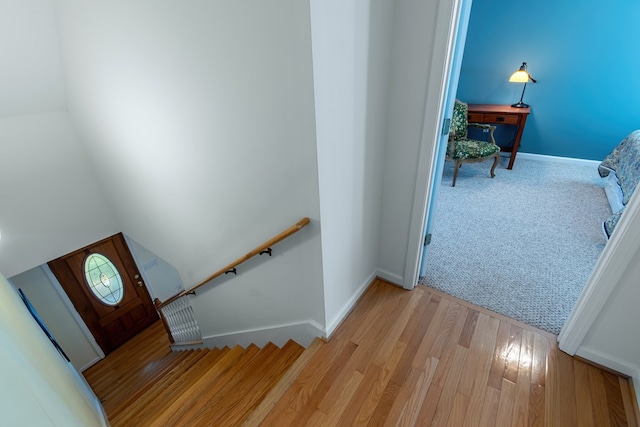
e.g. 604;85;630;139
419;0;473;277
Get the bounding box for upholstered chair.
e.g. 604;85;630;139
447;99;501;186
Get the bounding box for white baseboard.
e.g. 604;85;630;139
376;268;403;286
201;320;324;350
325;271;377;339
194;272;380;351
508;152;600;167
79;356;103;372
196;272;378;350
576;345;640;409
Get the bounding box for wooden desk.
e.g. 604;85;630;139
467;104;530;170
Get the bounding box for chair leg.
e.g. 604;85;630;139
452;161;462;186
490;153;499;178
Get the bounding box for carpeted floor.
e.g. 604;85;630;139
418;156;612;335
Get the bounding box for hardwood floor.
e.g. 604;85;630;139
84;278;639;426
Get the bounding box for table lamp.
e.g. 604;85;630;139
509;62;536;108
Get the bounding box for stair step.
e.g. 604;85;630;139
105;349;203;415
147;345;252;427
114;347;229;427
90;325;310;427
161;344;265;426
259;336;358;426
99;348;185;414
244;337;325;426
182;342;281;426
84;323;175;399
205;340;305;426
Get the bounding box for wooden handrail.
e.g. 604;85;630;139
156;217;310;309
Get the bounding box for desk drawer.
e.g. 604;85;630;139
467;113;485;123
484;114;519;124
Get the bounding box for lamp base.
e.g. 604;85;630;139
511;102;529;108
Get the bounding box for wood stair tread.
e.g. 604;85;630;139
243;337;325;426
103;349;200;414
147;345;252;427
159;344;266;426
207;340;305;426
186;341;294;426
110;348;215;426
116;347;232;427
91;336;307;427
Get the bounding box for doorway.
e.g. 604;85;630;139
48;233;158;354
403;0;639;354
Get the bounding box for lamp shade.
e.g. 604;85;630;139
509;69;530;83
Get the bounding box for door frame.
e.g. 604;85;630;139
404;0;640;352
402;0;466;290
418;0;473;277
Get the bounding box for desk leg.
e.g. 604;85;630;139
507;116;528;170
507;149;517;170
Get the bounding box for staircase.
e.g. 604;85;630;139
83;321;322;427
83;280;640;426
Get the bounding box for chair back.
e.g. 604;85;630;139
450;99;469;140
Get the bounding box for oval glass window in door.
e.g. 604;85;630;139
84;253;124;306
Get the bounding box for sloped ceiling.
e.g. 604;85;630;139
0;0;119;277
0;0;66;117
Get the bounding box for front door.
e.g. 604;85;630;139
48;233;158;354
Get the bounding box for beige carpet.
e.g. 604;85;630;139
419;156;611;334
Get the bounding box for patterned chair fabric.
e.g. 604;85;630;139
446;100;501;186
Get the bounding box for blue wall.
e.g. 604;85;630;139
456;0;640;161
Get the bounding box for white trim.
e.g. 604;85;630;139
325;271;376;338
576;345;640;380
376;268;404;286
41;264;105;360
404;0;465;290
511;151;600;167
200;320;324;350
558;184;640;353
79;356;103;372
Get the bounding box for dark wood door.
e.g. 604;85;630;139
48;233;158;354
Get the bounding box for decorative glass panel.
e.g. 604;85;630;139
84;253;124;306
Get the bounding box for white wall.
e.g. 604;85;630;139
0;271;107;426
0;0;65;116
54;0;326;335
10;266;101;371
0;112;120;277
190;224;325;339
125;234;184;303
309;0;392;335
